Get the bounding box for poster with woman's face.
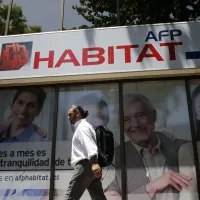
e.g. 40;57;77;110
0;87;55;200
190;80;200;138
178;79;200;200
190;79;200;162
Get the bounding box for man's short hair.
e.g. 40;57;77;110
123;93;154;112
12;87;47;110
114;93;155;123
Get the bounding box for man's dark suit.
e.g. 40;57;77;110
107;132;188;199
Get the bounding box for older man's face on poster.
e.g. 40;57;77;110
123;100;156;146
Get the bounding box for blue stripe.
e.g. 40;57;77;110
185;51;200;59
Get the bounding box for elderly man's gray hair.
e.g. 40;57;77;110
123;93;154;112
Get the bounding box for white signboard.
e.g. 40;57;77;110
0;21;200;80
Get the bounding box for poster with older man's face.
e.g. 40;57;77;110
105;80;198;200
0;87;55;199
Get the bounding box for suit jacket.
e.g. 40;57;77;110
107;132;188;199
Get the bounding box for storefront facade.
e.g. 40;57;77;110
0;21;200;200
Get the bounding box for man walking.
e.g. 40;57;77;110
65;105;107;200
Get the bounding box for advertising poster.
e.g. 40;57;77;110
0;87;55;200
106;80;198;200
54;84;120;200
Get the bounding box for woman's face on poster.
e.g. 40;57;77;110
194;93;200;120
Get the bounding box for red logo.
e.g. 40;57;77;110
0;42;32;71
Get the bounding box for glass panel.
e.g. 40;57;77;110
55;83;120;199
188;79;200;200
122;80;197;200
0;86;55;199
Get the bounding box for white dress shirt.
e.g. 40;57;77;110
71;119;98;168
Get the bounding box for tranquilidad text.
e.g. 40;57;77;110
0;158;49;168
0;158;65;168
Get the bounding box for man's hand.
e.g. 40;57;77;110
146;170;192;199
92;164;102;178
